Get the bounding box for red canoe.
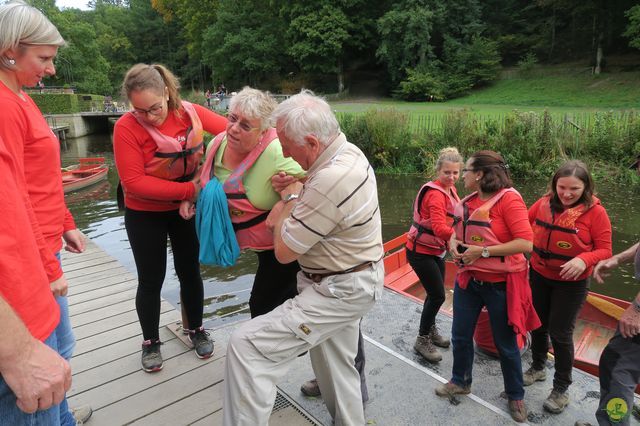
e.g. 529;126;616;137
62;157;108;194
383;232;637;391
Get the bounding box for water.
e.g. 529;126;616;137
61;134;640;328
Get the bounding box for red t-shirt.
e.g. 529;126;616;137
529;196;612;281
0;136;59;341
406;180;458;255
465;191;533;282
114;104;227;211
0;82;71;282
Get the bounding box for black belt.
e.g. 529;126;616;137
302;261;374;283
471;278;507;291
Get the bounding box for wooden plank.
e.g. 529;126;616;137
67;266;132;286
62;254;119;272
71;326;178;374
70;286;140;315
70;298;137;327
62;250;113;267
67;278;138;305
73;300;175;340
129;381;224;426
190;410;222;426
69;273;135;295
74;309;181;356
68;346;226;414
63;261;123;279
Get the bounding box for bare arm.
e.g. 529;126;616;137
593;243;640;284
267;182;304;264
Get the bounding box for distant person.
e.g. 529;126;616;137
205;89;211;108
406;147;462;363
38;79;44;92
223;90;384;425
0;134;71;425
524;160;612;414
182;87;304;317
436;150;540;424
0;2;91;424
217;83;226;100
114;63;227;372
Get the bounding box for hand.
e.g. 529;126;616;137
559;257;587;280
2;337;71;413
593;256;619;284
459;244;483;266
618;304;640;339
62;229;85;253
49;275;68;297
281;181;303;199
271;171;298;193
179;200;196;220
266;201;285;232
449;236;462;260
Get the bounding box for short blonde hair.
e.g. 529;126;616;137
229;87;278;131
0;1;65;70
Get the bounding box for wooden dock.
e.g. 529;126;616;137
63;242;317;425
63;241;619;426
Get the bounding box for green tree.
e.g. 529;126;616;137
624;4;640;49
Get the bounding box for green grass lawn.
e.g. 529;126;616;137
331;69;640;117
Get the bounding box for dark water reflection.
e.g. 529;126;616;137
62;135;640;328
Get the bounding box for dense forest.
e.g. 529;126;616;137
28;0;640;100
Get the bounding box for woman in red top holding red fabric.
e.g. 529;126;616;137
114;64;227;373
524;160;612;414
406;147;462;363
435;150;540;424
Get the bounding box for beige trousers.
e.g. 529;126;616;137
223;261;384;426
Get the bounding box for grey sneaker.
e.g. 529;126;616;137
141;339;163;372
188;327;214;359
523;366;546;386
543;389;569;414
429;324;450;348
435;381;471;398
71;405;93;424
300;378;321;397
415;335;442;363
508;399;528;423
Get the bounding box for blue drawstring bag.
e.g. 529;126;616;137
195;179;240;267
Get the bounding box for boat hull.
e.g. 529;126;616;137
62;157;108;194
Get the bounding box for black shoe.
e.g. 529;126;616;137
189;327;214;359
141;339;163;372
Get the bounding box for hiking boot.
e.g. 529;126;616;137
415;335;442;363
508;399;528;423
141;339;163;372
435;381;471;398
543;389;569;414
523;366;546;386
188;326;214;359
300;378;321;397
429;324;450;348
71;405;93;424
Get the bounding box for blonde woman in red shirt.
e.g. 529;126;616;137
114;64;227;372
524;160;612;414
406;147;462;362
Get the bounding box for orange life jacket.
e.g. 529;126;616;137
200;129;278;250
453;188;527;275
133;101;204;182
531;196;594;271
407;181;459;254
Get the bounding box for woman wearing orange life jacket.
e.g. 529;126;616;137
435;150;540;424
114;64;227;373
406;147;462;363
524;160;612;414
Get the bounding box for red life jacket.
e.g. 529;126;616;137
200;128;278;250
133;101;204;182
453;188;527;275
407;181;459;253
531;196;594;271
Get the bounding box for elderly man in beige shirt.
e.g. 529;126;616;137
222;90;384;426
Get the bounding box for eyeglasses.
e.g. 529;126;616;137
131;104;164;117
227;114;260;132
462;168;476;173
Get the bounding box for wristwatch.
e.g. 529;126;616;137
481;246;490;258
282;193;299;204
633;298;640;313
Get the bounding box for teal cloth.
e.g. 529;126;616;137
195;179;240;267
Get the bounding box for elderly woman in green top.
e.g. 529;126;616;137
183;87;304;317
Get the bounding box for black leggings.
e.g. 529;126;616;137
250;250;300;318
530;268;588;392
406;249;446;336
125;208;204;341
